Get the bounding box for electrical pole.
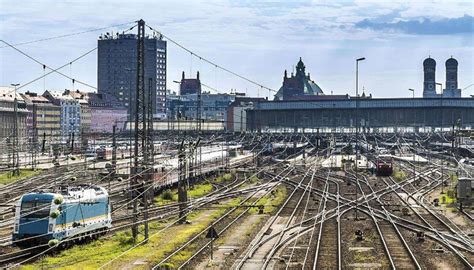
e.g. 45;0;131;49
132;19;148;242
31;104;37;170
178;139;187;224
413;140;416;184
196;77;202;179
225;137;229;172
41;132;46;154
143;77;155;242
11;83;20;176
71;132;75;153
112;124;117;176
188;142;194;188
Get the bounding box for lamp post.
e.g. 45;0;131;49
173;80;182;132
441;161;445;194
408;88;415;132
355;57;365;220
11;83;20;176
436;82;443;131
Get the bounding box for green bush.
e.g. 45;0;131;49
115;231;134;246
161;189;173;201
223;173;234;181
393;170;406;182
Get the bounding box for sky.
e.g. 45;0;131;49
1;0;473;98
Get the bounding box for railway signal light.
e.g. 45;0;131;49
206;226;219;261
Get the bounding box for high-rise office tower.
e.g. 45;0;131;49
98;32;167;116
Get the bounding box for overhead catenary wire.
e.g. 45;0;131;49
0;21;137;49
146;24;276;93
1;40;97;90
1;23;138;94
15;47;98;91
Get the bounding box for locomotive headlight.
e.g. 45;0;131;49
48;223;53;232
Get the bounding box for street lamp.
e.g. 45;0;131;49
436;82;443;131
355;57;365;220
408;88;415;132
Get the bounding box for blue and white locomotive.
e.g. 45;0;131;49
13;185;112;247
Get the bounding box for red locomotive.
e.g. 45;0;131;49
376;155;393;176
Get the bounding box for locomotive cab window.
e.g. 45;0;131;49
21;201;51;219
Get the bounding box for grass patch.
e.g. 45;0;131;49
440;189;456;204
161;189;173;201
249;175;259;184
249;186;287;214
223;173;234;181
0;169;43;185
392;170;406;182
449;173;458;183
215;176;224;183
215;172;234;183
353;250;375;262
155;183;213;206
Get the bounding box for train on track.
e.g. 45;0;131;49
375;155;393;176
13;185;112;248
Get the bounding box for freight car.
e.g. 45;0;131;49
376;155;393;176
96;147;109;160
12;185;112;247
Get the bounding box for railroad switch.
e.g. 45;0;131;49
355;230;364;241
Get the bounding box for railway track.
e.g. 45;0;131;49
362;173;421;269
312;178;340;269
158;170;292;269
233;165;315;269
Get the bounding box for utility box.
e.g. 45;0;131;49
457;178;473;205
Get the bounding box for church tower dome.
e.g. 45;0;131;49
423;57;437;98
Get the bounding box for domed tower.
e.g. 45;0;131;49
445;57;460;97
423;57;437;98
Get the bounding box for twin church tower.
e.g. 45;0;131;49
423;56;461;98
